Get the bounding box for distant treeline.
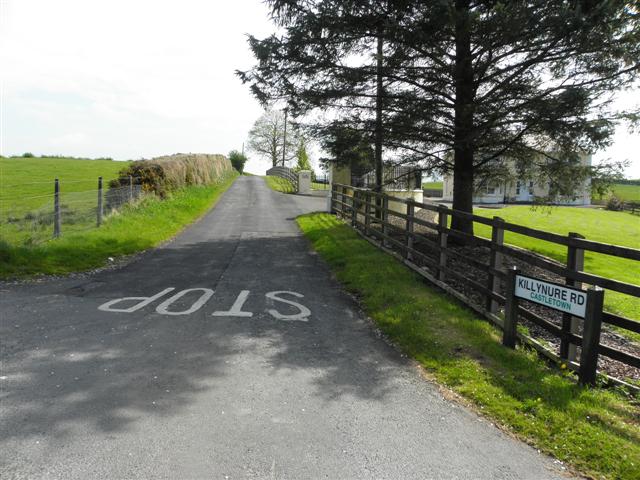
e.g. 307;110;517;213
615;178;640;186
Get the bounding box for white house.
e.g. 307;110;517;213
442;154;592;205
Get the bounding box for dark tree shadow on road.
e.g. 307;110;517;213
0;235;409;442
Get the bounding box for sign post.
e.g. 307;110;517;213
504;268;605;386
503;267;519;348
579;287;604;386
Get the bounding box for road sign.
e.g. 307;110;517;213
514;274;587;318
503;268;604;385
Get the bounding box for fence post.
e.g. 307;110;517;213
129;175;134;202
381;195;389;247
97;176;103;227
53;178;61;238
331;184;337;214
351;190;358;228
364;191;371;236
486;216;505;313
437;205;448;281
561;232;585;362
503;267;519;348
579;287;605;386
405;200;415;260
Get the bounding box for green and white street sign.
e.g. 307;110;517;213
514;274;587;318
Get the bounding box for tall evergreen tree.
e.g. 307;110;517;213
240;0;640;233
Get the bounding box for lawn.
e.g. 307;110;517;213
0;173;238;278
298;213;639;480
422;180;443;190
472;206;640;325
263;175;296;193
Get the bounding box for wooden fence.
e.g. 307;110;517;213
266;166;298;191
331;183;640;387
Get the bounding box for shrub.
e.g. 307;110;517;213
109;153;233;198
228;150;248;174
605;195;625;211
21;152;35;158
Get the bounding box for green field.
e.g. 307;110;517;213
298;213;639;480
473;206;640;328
1;157;130;214
608;183;640;202
1;157;132;245
422;181;443;190
0;174;238;277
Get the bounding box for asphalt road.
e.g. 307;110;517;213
1;176;570;479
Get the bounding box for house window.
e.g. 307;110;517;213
516;181;521;195
480;183;500;195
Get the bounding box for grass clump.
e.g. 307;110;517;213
297;213;640;480
0;174;238;278
264;175;296;193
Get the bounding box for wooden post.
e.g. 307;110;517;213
381;195;389;247
97;176;103;227
351;190;358;228
437;205;448;281
503;267;519;348
53;178;61;238
486;216;505;313
405;201;415;260
129;175;134;202
579;287;605;386
561;232;585;362
331;184;338;214
364;191;372;236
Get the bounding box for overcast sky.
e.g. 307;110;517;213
1;0;639;177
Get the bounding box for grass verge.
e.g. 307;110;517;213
0;174;238;278
297;213;640;480
264;175;296;193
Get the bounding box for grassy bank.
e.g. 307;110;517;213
473;206;639;327
297;213;639;480
264;175;296;193
0;174;238;278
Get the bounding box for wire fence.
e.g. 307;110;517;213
0;176;143;245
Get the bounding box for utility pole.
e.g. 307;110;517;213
282;108;288;167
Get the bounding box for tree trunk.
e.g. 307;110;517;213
374;29;384;194
451;0;475;236
282;108;288;167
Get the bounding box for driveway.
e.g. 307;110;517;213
0;176;569;479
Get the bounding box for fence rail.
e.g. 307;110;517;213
331;183;640;388
352;165;422;190
266;166;298;191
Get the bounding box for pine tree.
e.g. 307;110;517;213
240;0;640;234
